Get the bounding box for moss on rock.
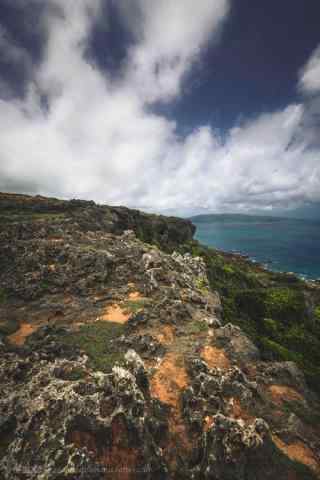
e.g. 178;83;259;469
62;322;125;372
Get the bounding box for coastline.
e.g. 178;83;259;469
202;244;320;288
191;216;320;283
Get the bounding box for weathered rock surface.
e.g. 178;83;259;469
0;193;319;479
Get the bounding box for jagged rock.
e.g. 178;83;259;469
204;315;222;328
118;334;165;359
0;193;319;480
201;414;269;479
214;323;260;364
0;351;169;480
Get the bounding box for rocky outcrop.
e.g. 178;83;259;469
0;192;195;252
0;193;319;479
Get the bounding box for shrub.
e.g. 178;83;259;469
263;318;278;336
264;288;306;324
314;306;320;322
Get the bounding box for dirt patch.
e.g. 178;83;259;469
128;291;142;300
201;345;231;370
69;415;142;480
273;436;320;474
150;352;193;468
150;353;189;408
268;385;304;405
156;325;175;345
8;322;38;346
101;305;130;324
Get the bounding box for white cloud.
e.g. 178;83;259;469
0;0;320;216
118;0;229;102
299;45;320;95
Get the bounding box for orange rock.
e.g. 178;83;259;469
156;325;175;345
273;435;320;475
100;305;130;324
201;345;231;370
268;385;304;405
8;322;38;346
150;353;189;409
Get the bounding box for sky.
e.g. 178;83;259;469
0;0;320;217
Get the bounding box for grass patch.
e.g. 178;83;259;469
123;298;150;314
0;317;19;336
185;320;209;335
61;322;125;372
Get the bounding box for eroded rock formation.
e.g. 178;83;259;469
0;192;319;479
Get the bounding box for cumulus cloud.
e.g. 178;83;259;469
117;0;229;102
299;45;320;95
0;0;319;215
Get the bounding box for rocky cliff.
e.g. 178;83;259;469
0;193;320;479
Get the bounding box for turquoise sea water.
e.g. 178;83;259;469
192;216;320;280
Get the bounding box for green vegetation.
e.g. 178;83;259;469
264;288;306;323
195;276;210;294
65;366;87;381
0;317;19;336
179;239;320;394
39;281;50;291
185;319;209;335
0;210;66;224
61;322;125;372
123;298;151;314
0;288;7;304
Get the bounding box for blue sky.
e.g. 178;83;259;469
0;0;320;216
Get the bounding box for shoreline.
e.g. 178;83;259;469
203;243;320;287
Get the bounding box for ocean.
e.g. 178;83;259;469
191;215;320;281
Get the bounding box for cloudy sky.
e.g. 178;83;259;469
0;0;320;216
